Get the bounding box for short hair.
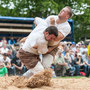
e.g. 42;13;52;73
3;53;7;56
45;26;58;37
65;6;73;18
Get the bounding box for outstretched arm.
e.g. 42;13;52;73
34;17;45;27
55;32;65;41
46;44;59;54
20;37;27;43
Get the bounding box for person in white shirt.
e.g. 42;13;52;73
21;6;72;47
0;53;11;69
35;6;72;46
34;6;73;68
18;26;58;78
19;6;73;78
0;45;9;54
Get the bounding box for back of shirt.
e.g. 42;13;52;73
22;20;48;55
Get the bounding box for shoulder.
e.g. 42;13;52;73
37;34;48;44
3;66;6;69
46;15;57;19
0;56;3;61
62;21;71;29
59;21;71;37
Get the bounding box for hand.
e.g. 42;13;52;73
34;18;37;27
18;67;22;70
33;45;38;49
64;63;68;66
80;63;84;66
12;64;16;66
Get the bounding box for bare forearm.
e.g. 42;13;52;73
47;45;59;53
15;65;22;70
6;64;11;68
55;32;65;41
20;37;27;43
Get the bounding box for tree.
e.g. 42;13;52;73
0;0;89;42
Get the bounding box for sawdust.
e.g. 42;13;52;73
0;72;90;90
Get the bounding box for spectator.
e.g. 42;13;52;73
64;51;76;76
71;42;76;53
50;64;56;78
1;37;8;46
0;61;8;77
0;53;11;75
83;54;90;77
11;53;27;75
54;50;68;76
80;44;87;54
0;45;9;54
8;37;15;45
74;53;87;76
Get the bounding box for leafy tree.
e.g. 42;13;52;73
0;0;89;42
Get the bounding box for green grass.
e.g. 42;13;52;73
53;76;85;79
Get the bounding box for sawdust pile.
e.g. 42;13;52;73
0;70;90;90
0;69;52;89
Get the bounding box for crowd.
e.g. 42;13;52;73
52;41;90;77
0;37;27;77
0;37;89;77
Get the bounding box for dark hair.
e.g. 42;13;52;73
45;26;58;37
14;43;20;46
3;53;7;56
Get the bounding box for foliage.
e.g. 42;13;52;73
0;0;89;42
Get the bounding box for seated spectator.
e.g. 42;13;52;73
74;53;87;76
7;49;15;59
8;37;15;45
0;61;8;77
54;50;68;76
0;53;11;75
84;55;90;77
70;42;76;53
1;37;8;46
11;43;20;59
64;51;76;76
50;64;56;78
0;45;9;54
11;53;27;75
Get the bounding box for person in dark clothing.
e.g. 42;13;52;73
8;37;15;45
11;54;27;75
74;53;87;76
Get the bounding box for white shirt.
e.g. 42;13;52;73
45;15;71;37
0;56;11;66
0;47;9;54
35;16;71;46
71;47;76;53
22;20;48;55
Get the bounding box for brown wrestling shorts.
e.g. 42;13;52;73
18;49;40;69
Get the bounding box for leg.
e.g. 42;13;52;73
9;66;16;75
74;65;80;76
86;66;90;77
42;54;53;69
23;61;44;78
23;69;33;78
22;66;27;74
83;65;88;74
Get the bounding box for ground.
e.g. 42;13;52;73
0;76;90;90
